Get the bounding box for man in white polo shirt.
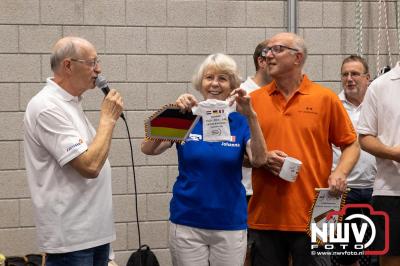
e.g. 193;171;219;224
332;55;376;266
24;36;123;266
358;62;400;266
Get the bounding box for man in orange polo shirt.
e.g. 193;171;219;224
248;32;360;266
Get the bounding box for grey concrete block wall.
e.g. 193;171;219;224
167;0;206;26
0;0;40;24
1;0;400;265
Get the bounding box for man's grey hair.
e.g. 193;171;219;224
291;34;308;66
50;37;84;72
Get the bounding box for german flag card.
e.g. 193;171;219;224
145;105;200;143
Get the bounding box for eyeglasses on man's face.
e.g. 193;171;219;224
70;57;100;68
262;45;299;56
341;71;368;79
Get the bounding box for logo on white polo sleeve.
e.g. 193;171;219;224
66;139;83;152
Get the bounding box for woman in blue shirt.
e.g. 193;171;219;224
141;53;267;266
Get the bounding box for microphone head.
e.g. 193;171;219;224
95;75;108;89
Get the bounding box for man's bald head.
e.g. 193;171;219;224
50;37;94;73
269;32;308;66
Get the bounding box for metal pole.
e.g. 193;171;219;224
288;0;297;33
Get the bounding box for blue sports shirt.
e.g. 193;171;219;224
170;112;251;230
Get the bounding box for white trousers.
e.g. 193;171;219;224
169;222;247;266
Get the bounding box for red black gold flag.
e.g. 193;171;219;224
145;105;199;143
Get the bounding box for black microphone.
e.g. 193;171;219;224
95;75;125;120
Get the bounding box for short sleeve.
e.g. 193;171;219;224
36;107;88;167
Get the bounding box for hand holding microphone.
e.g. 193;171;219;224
95;75;125;121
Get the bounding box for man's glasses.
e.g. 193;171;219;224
341;71;368;79
262;45;299;56
71;57;100;68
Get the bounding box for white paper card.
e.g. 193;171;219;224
192;99;235;142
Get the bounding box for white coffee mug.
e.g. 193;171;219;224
279;156;302;182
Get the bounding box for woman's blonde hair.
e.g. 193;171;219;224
192;53;241;91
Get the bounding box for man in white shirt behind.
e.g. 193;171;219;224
332;55;377;266
241;40;271;266
241;39;272;202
